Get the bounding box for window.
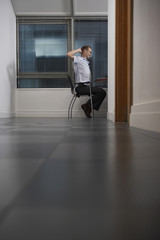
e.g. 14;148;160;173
17;19;70;88
17;18;108;88
17;78;69;88
19;24;68;73
74;19;108;87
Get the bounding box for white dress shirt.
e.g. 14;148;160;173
73;56;91;84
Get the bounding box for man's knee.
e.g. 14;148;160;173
93;87;106;98
100;88;106;98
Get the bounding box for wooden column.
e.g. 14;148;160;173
115;0;133;122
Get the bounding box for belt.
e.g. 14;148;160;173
78;83;85;85
77;82;90;86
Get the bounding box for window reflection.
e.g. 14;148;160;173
19;24;68;73
17;78;70;88
74;20;108;87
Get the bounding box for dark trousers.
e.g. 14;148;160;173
75;83;106;111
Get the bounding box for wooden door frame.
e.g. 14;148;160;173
115;0;133;122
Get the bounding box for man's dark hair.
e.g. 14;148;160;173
81;45;92;53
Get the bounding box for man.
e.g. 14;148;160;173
67;46;106;118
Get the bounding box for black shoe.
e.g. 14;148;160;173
81;104;92;118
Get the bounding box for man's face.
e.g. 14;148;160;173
85;48;92;59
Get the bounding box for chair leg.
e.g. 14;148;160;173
89;84;94;118
68;96;75;118
71;96;76;118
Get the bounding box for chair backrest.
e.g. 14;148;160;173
67;75;75;94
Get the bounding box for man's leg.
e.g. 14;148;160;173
75;84;106;115
75;84;92;118
86;86;106;111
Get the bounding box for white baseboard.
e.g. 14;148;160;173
130;101;160;133
16;110;68;118
0;112;15;118
15;110;107;118
107;111;115;122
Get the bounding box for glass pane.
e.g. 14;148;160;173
19;24;68;73
17;78;70;88
74;20;108;87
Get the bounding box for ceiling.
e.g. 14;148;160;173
11;0;108;16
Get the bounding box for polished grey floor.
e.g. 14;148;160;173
0;117;160;240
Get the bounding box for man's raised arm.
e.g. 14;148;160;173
67;48;82;60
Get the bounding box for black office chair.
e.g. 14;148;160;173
67;75;94;118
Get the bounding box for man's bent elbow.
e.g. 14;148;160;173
67;52;73;59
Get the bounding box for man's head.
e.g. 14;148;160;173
81;46;92;59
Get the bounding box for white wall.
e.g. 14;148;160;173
74;0;108;16
107;0;115;121
16;89;107;118
0;0;16;118
130;0;160;132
